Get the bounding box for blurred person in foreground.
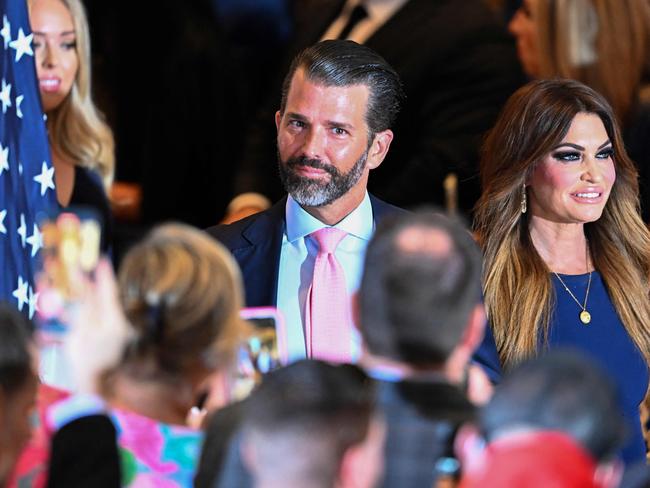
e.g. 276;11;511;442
356;210;488;487
240;360;384;488
461;351;625;488
45;224;247;487
28;0;115;251
508;0;650;219
0;304;38;486
473;79;650;463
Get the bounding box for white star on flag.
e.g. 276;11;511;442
28;286;38;319
17;213;26;247
9;28;32;62
0;15;10;49
0;143;8;175
26;223;41;257
0;209;6;234
15;94;23;118
0;78;11;113
12;276;28;311
34;161;55;196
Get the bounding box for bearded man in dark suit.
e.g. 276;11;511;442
207;40;405;364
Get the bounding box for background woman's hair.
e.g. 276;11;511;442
533;0;650;123
474;78;650;369
35;0;115;188
116;223;245;380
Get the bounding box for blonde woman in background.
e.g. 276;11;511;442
473;79;650;464
508;0;650;218
29;0;115;249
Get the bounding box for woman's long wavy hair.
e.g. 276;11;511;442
474;79;650;369
32;0;114;188
532;0;650;124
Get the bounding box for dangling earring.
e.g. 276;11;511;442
521;184;527;214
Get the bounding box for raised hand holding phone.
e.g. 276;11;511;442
36;209;131;392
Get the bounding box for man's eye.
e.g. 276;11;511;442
332;127;348;136
552;151;581;162
288;120;304;128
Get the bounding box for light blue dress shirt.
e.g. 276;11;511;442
277;193;375;363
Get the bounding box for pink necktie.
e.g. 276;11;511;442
305;227;353;363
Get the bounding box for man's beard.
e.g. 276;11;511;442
278;151;368;207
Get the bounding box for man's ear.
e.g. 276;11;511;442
366;129;394;170
275;110;282;132
338;418;386;488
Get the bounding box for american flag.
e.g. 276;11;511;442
0;0;57;318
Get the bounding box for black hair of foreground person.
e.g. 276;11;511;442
481;350;626;462
240;360;382;488
360;209;483;365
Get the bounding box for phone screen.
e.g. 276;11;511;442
230;307;287;400
36;208;101;390
38;208;101;334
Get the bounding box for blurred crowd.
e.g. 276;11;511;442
1;0;650;487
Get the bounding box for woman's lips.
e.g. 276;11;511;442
39;77;61;93
570;189;604;203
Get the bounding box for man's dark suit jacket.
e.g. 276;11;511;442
377;379;475;487
236;0;526;215
205;194;404;307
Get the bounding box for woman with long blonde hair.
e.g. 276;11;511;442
29;0;114;249
474;79;650;463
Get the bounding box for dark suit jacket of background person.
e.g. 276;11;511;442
377;379;475;487
235;0;526;216
205;195;405;307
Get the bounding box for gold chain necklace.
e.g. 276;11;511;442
552;242;592;325
553;271;592;324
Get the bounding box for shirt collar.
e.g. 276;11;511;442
285;192;374;242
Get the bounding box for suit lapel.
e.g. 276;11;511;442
234;198;286;307
370;194;405;225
